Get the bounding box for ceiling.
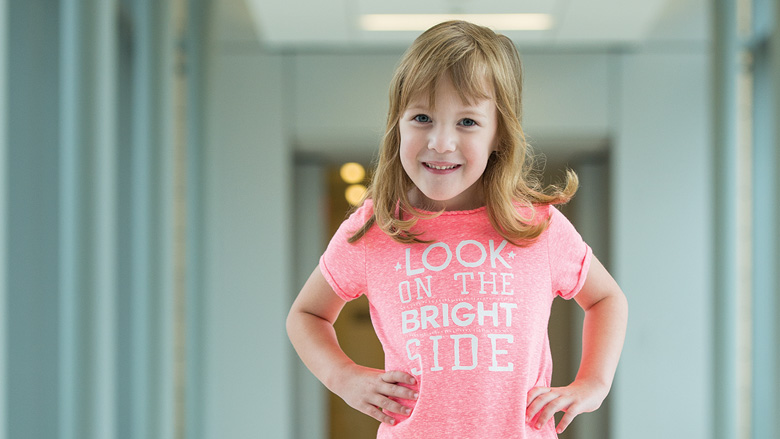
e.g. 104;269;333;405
228;0;708;50
212;0;709;165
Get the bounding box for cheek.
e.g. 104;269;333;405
469;135;496;161
399;128;421;160
399;138;416;175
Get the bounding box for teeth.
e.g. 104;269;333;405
426;163;458;170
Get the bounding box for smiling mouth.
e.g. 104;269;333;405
424;162;461;170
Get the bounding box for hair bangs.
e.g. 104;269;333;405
447;55;492;106
398;38;493;112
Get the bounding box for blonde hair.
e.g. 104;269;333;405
350;20;577;246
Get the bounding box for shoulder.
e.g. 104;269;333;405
356;198;375;218
540;204;582;242
334;199;377;243
512;201;554;226
342;199;375;227
513;202;576;245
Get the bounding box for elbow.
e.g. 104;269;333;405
586;286;628;320
617;287;628;314
613;288;629;326
285;304;299;342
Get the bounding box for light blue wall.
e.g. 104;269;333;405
6;1;60;437
0;0;7;433
2;1;774;438
1;1;186;438
203;50;292;439
291;163;328;439
612;50;712;438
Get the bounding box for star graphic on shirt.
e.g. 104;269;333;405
395;262;402;271
508;251;516;259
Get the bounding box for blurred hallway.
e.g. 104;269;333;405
0;0;778;438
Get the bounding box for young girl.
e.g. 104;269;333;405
287;20;627;438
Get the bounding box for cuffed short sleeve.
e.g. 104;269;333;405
546;206;592;300
319;202;373;301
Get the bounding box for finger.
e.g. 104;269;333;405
555;405;581;434
525;390;557;421
526;387;550;406
378;381;418;400
535;396;572;430
382;370;417;385
363;404;397;425
370;394;412;416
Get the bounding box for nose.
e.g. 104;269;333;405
427;125;457;153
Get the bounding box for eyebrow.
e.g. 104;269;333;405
458;109;489;118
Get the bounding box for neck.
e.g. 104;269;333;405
407;186;486;212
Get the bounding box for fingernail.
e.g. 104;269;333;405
410;378;416;384
404;408;411;414
390;419;395;425
413;393;419;400
536;423;542;430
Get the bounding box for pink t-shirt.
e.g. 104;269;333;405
320;200;592;439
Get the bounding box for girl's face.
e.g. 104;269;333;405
399;75;498;211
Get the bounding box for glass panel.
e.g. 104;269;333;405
749;28;778;439
735;46;754;439
752;0;775;41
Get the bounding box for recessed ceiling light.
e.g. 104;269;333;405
360;14;553;32
340;162;366;184
345;184;368;206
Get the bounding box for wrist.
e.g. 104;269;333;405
323;359;359;393
572;375;611;398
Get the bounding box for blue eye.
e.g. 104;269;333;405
413;114;431;123
460;118;477;127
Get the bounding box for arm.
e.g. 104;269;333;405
525;255;628;433
286;266;418;425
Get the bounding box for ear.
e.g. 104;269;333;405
490;132;501;153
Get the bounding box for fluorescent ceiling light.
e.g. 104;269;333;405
360;14;553;31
